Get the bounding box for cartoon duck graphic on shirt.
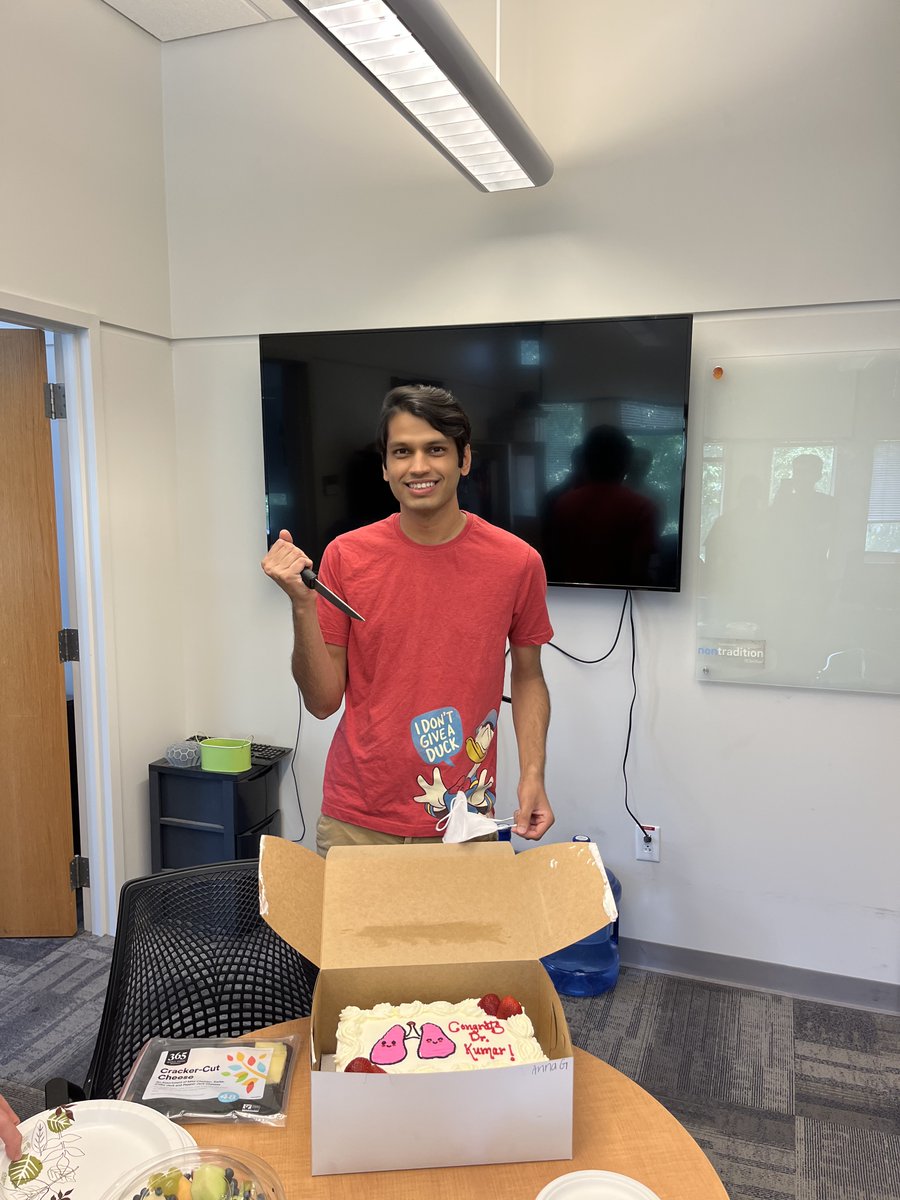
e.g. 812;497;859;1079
410;708;497;818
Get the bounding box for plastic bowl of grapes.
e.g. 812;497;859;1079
98;1146;286;1200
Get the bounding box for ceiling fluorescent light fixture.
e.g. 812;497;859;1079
283;0;553;191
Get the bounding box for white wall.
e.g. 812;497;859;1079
1;0;171;336
1;0;183;900
171;337;337;853
162;0;900;988
163;0;900;339
100;327;184;879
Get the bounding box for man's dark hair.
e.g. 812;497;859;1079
376;384;471;468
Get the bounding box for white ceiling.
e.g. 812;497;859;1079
100;0;296;41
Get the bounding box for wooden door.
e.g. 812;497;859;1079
0;328;76;936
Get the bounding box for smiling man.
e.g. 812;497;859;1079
262;384;554;855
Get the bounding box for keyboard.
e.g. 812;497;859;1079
250;742;292;765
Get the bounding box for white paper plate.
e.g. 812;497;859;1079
536;1170;662;1200
0;1099;196;1199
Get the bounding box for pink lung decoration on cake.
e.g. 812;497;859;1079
370;1023;408;1065
417;1021;456;1059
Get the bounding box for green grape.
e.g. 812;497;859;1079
190;1164;228;1200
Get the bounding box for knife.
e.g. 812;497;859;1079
301;567;365;622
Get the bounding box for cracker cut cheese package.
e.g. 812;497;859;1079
117;1035;298;1125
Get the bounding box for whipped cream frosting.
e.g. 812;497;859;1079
334;998;548;1073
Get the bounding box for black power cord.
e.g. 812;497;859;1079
547;589;629;665
500;589;629;703
502;588;650;844
621;591;652;844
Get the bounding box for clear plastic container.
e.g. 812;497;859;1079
98;1146;286;1200
540;835;623;997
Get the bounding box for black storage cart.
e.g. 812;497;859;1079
149;758;281;871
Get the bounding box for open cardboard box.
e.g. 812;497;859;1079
259;835;617;1175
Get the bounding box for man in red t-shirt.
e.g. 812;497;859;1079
262;385;555;854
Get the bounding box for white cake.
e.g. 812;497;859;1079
334;998;548;1073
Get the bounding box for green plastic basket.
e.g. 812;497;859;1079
199;738;251;773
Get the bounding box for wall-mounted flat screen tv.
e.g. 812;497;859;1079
260;314;693;591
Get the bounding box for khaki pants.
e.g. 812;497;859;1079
316;813;498;857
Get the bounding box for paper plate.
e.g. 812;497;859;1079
536;1170;662;1200
0;1099;196;1199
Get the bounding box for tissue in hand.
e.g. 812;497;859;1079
437;793;511;843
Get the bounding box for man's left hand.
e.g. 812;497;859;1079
514;781;554;840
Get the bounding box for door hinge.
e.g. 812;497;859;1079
58;628;80;662
44;382;67;419
70;855;90;890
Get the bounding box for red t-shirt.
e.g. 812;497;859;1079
315;513;553;836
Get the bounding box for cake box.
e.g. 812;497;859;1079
258;835;617;1176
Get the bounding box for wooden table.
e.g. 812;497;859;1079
184;1019;728;1200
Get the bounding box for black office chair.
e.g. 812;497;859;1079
47;859;317;1104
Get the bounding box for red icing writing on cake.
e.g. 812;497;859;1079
464;1042;516;1061
448;1019;504;1037
368;1016;518;1065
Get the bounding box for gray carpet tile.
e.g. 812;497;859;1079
0;931;113;1091
561;964;665;1077
794;1000;900;1053
685;1130;795;1200
563;969;794;1114
658;1094;797;1200
640;980;793;1114
564;967;900;1198
794;999;900;1135
665;1093;798;1152
796;1117;900;1200
795;1040;900;1135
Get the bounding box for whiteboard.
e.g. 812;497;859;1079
696;339;900;693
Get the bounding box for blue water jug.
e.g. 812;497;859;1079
541;835;622;997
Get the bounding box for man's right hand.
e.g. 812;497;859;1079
261;529;317;608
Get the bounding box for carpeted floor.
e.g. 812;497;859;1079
562;970;900;1200
0;930;115;1118
0;934;897;1198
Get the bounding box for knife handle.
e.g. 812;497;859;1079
300;567;318;590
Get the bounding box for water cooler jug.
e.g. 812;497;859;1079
541;834;622;996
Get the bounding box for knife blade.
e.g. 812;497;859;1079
301;567;365;622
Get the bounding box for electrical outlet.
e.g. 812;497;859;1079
635;824;660;862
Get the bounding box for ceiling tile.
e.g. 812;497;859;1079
248;0;297;18
101;0;295;42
